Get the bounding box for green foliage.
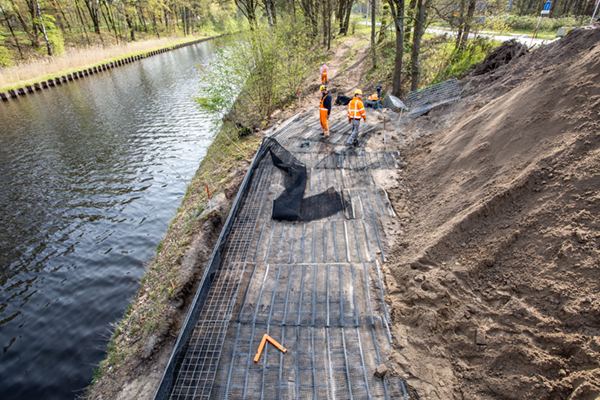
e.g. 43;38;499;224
482;15;512;33
0;46;13;67
195;47;243;122
433;36;500;83
503;15;588;32
196;19;325;127
48;30;65;55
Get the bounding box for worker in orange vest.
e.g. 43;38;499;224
320;62;328;85
365;85;382;109
347;89;366;147
319;85;332;138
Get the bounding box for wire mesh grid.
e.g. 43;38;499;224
403;78;461;119
168;155;275;400
159;126;409;400
210;262;403;399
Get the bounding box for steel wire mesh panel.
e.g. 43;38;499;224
208;262;401;400
167;154;275;400
404;78;461;118
157;134;409;400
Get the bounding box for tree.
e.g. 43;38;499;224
233;0;259;27
410;0;431;91
262;0;276;26
386;0;405;95
371;0;377;68
336;0;354;35
457;0;475;49
299;0;319;37
34;0;52;55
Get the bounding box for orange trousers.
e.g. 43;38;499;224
320;109;329;137
321;74;327;84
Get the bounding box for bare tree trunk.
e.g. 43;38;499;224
151;12;160;38
101;0;120;41
125;8;135;41
3;12;26;59
323;0;329;46
74;0;91;44
410;0;426;91
24;0;41;46
84;0;102;35
343;0;353;34
387;0;405;95
371;0;377;68
404;0;416;44
264;0;276;26
34;0;52;55
459;0;476;50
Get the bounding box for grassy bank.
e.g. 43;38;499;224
0;34;218;93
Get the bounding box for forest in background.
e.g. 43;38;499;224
1;0;598;95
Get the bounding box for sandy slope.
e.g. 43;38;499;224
380;26;600;399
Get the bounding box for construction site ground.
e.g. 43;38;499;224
88;26;600;400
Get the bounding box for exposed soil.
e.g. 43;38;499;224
379;26;600;399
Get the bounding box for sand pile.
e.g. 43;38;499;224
382;26;600;399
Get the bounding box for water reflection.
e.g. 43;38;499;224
0;40;219;400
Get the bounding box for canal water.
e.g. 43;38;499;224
0;39;221;400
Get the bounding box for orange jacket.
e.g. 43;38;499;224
347;97;366;120
368;93;379;101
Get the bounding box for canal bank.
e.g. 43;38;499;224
0;34;229;97
85;30;377;399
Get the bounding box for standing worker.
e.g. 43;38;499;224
320;62;328;85
347;89;366;147
319;85;332;138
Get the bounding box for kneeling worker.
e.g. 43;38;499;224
347;89;366;147
319;85;332;138
365;85;382;109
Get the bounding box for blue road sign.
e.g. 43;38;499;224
541;1;552;14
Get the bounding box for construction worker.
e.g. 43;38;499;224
347;89;366;147
319;85;332;138
320;62;328;85
365;85;382;109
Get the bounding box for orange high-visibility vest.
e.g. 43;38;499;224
321;64;328;75
347;97;366;120
368;93;379;101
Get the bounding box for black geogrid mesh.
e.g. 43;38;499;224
269;139;347;222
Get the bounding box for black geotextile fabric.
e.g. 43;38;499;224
268;138;347;221
270;149;307;221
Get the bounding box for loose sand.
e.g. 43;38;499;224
379;26;600;400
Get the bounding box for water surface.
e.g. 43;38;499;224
0;39;219;400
